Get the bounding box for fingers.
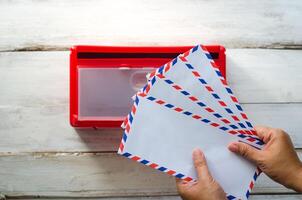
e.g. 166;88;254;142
228;142;260;163
193;148;212;181
175;178;185;185
254;125;272;139
175;178;186;195
254;125;274;143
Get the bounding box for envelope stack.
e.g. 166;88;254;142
118;45;264;200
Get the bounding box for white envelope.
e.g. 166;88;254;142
184;45;255;132
138;76;263;149
118;95;260;200
147;56;258;137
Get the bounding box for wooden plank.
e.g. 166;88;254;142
0;0;302;51
0;50;302;152
1;50;301;106
227;49;302;103
5;195;302;200
0;103;302;152
1;152;301;197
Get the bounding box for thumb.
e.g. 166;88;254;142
228;142;260;163
193;148;212;181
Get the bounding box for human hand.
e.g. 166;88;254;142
228;125;302;192
176;149;226;200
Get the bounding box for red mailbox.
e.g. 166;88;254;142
70;45;226;128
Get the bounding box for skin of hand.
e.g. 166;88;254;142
176;149;227;200
228;125;302;192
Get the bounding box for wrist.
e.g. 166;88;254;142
287;163;302;192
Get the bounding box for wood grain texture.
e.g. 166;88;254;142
1;152;301;197
0;0;302;51
0;50;302;153
1;103;302;153
226;49;302;103
6;196;302;200
1;1;301;199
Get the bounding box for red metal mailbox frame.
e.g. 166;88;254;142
70;45;226;128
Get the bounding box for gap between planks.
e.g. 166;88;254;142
1;151;301;197
0;149;302;156
0;44;302;53
2;194;302;200
1;0;302;51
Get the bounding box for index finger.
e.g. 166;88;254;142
254;125;273;142
193;148;212;181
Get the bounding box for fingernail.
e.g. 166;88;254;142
228;143;238;152
193;148;203;158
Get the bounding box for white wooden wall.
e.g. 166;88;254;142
0;0;301;199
